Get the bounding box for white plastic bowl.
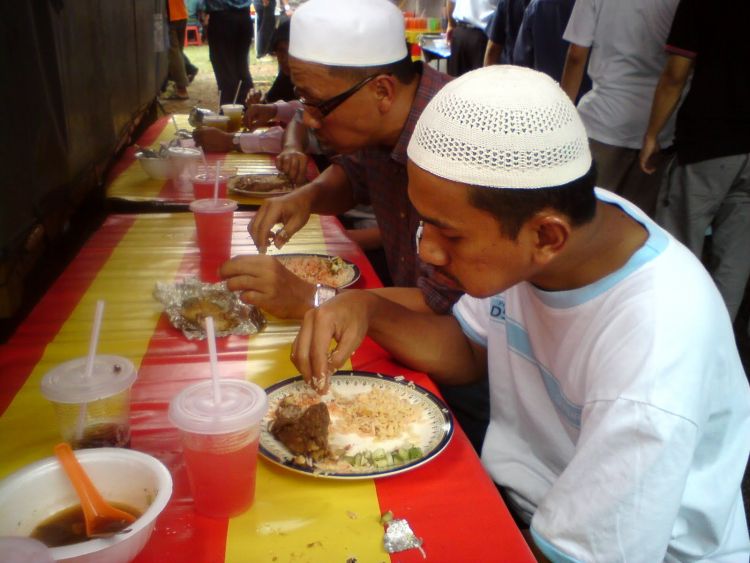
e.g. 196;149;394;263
136;155;171;180
0;448;173;563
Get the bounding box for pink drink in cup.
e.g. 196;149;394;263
189;198;237;281
168;380;268;518
191;165;237;200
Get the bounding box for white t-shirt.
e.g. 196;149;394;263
563;0;680;149
451;0;499;31
453;190;750;562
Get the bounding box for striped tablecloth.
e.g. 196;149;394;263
0;213;534;562
106;115;315;209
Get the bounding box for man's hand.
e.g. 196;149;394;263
248;189;314;253
276;147;309;185
291;291;374;393
639;135;661;175
193;127;233;152
245;88;263;105
244;103;278;131
221;255;316;319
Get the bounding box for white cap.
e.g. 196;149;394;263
289;0;408;67
407;66;592;189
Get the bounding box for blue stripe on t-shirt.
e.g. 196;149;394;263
531;527;584;563
506;319;582;429
533;190;669;309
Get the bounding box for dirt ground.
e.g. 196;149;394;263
160;44;279;115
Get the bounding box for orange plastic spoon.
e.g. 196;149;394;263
53;443;137;538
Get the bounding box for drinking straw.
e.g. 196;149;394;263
232;80;243;105
74;300;105;440
217;91;222;114
213;161;220;200
204;316;222;405
199;146;208;167
171;114;179;132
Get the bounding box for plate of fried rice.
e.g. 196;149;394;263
259;371;454;479
275;253;360;289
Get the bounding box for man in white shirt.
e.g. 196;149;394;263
446;0;499;75
560;0;680;217
291;66;750;561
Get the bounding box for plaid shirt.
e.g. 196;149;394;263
333;64;463;313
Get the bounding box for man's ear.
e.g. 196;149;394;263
528;212;570;265
373;74;397;113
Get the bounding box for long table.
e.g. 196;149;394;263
105;115;316;210
0;212;534;562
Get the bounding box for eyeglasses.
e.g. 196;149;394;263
296;74;381;118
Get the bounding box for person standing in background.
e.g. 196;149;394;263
446;0;499;76
483;0;527;65
166;0;190;100
639;0;750;324
560;0;680;217
253;0;277;58
511;0;590;101
197;0;255;106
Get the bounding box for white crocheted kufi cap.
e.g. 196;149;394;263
407;66;592;189
289;0;408;67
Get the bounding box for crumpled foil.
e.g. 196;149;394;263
383;519;426;558
153;278;266;340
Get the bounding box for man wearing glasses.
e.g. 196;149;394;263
222;0;490;453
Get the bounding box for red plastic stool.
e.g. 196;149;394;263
185;25;202;46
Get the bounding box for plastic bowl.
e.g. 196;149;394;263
136;154;170;180
0;448;173;563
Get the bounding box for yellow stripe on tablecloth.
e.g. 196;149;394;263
227;215;386;562
0;214;189;478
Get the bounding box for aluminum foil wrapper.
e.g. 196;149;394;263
383;519;425;557
188;107;216;128
153;278;266;340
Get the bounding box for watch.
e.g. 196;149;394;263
232;132;242;151
312;283;338;308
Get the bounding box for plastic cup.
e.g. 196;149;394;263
221;104;244;133
202;114;230;132
168;380;268;518
40;355;137;449
167;146;203;186
189;198;238;281
190;164;237;200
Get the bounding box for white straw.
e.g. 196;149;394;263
217;90;222;114
84;300;105;380
75;300;105;441
171;114;179;132
232;80;242;105
213;161;220;200
204;316;222;405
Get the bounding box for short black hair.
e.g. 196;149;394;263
270;19;290;54
466;163;598;240
322;53;419;85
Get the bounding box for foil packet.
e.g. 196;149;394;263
383;517;426;558
154;278;266;340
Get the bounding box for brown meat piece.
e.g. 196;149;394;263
270;398;330;461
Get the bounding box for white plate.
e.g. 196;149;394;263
260;371;453;479
275;253;361;289
227;174;293;198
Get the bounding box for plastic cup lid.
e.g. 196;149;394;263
189;198;238;213
167;146;202;159
40;355;137;404
221;104;244;111
203;114;230;122
168;380;268;435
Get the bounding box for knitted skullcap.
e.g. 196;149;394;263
289;0;408;67
408;66;592;189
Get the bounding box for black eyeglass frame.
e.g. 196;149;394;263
296;73;382;118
